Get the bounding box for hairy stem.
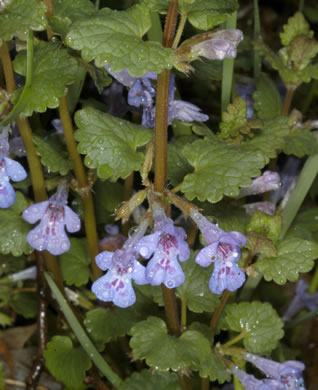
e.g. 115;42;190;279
58;96;102;280
172;13;187;50
282;85;296;115
201;378;210;390
223;332;246;347
154;0;181;339
210;290;231;330
0;41;63;290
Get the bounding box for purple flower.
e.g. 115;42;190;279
0;128;27;208
237;171;281;198
23;184;80;256
232;367;285;390
192;29;243;61
245;353;306;390
91;220;149;308
282;279;318;321
190;211;247;294
136;205;190;288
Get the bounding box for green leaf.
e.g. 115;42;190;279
199;350;231;383
0;0;47;44
75;106;153;180
222;302;284;354
50;0;96;38
179;0;238;30
218;97;249;144
60;238;90;287
176;252;220;313
256;238;318;284
85;292;158;348
246;211;283;243
181;139;265;203
93;180;123;224
283;129;318;158
9;292;38;319
13;42;79;116
44;335;91;390
65;4;174;77
253;74;282;120
167;136;195;186
280;12;313;47
242;116;290;163
245;232;277;258
123;370;180;390
32;135;73;175
0;311;13;327
289;207;318;241
0;192;32;256
139;0;169;13
130;316;212;372
287;35;318;70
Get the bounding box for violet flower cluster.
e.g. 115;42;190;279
106;66;209;128
190;210;247;295
23;184;81;256
0;127;27;208
92;205;190;307
232;353;306;390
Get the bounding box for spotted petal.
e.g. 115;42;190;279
131;260;147;285
135;231;161;259
145;253;185;288
4;157;27;182
0;176;16;208
209;261;245;295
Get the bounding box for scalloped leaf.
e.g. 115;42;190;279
256;238;318;284
0;192;32;256
32;135;73;175
280;12;313;46
74;106;153;180
176;252;220;313
179;0;238;31
9;291;38;319
60;238;90;287
129;316;211;372
44;335;91;390
253;74;282;120
13;42;79;116
181;138;265;203
167;136;195;186
123;370;180;390
222;301;284;354
0;0;47;44
65;4;174;77
283;129;318;157
242;116;290;163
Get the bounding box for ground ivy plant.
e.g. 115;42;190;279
0;0;318;389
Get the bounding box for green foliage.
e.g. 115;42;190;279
60;238;90;287
289;207;318;241
9;291;38;319
13;42;79;116
139;0;169;13
256;238;318;284
176;252;220;313
44;335;91;390
93;180;123;224
253;74;282;120
85;292;157;348
32;135;73;175
0;311;13;327
123;370;180;390
280;12;313;46
130;316;212;373
75;106;153;180
179;0;238;30
0;192;32;256
0;0;47;44
246;211;283;243
246;232;277;258
283;129;318;157
219;97;253;145
167;136;195;186
222;302;284;354
181;138;265;203
66;4;174;77
50;0;96;38
242;116;290;163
